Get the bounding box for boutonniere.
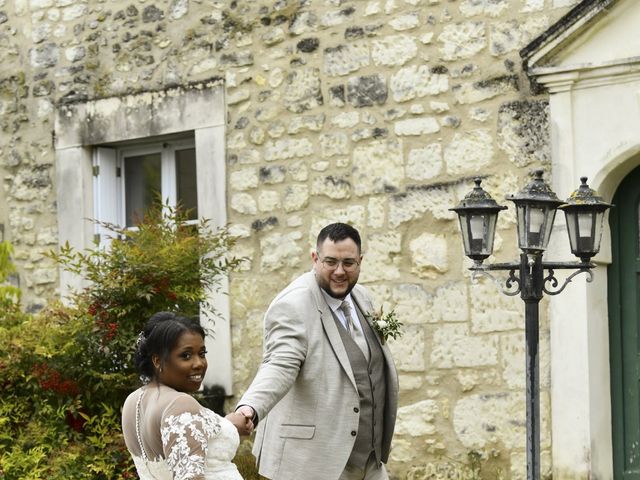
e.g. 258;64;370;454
365;307;403;345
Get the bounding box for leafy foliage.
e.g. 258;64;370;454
0;204;240;479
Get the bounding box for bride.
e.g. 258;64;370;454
122;312;252;480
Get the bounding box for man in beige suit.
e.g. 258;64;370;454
236;223;399;480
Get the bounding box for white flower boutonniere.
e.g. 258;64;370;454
365;307;403;345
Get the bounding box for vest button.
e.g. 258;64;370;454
354;407;359;413
351;430;357;436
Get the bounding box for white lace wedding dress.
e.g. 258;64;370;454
122;383;243;480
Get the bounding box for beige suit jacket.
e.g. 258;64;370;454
238;271;399;480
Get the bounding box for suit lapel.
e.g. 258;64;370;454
304;273;357;390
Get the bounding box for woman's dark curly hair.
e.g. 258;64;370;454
134;311;206;383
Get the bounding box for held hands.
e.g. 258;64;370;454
226;406;255;436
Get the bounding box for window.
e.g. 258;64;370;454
93;138;198;243
54;84;233;394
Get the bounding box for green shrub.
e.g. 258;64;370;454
0;204;240;479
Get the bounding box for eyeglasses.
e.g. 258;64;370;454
317;255;361;272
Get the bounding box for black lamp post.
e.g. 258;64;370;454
450;170;612;480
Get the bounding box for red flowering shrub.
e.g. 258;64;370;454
0;204;240;479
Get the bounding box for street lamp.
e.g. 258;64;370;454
450;170;612;480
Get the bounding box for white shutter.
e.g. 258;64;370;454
93;147;121;248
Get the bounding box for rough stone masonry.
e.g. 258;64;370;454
0;0;579;478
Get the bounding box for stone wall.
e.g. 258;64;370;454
0;0;580;478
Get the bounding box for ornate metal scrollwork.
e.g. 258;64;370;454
470;267;521;296
542;267;593;296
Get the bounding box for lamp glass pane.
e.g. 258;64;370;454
517;204;527;247
485;213;498;253
592;211;605;253
542;207;557;249
458;215;471;255
529;207;545;233
577;212;593;238
470;215;484;239
564;211;578;251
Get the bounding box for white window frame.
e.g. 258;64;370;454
54;85;232;394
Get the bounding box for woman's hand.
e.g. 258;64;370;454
225;411;254;436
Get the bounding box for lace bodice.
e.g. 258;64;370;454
122;384;242;480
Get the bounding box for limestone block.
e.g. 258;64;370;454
228;132;246;150
288;160;309;181
308;161;327;172
457;369;503;392
452;75;518;104
372;35;417;66
501;332;525;389
230;167;258;191
287;215;303;227
267;121;285;139
352;140;403;196
324;43;370;77
62;2;85;20
230;193;257;215
249;127;265;146
264;138;314;161
31;267;56;285
283;67;323;113
190;58;218;76
346;74;388;108
331;111;359;128
490;17;549;56
453;391;525;449
444;129;493;175
367;196;385;228
431;324;498;368
392;284;431;325
497;100;549;167
390;65;449;102
395;117;440;136
32;22;51;43
258;190;281;212
522;0;544;12
388;438;414;464
36;226;57;245
288;113;325;134
289;11;318;35
228;223;251;239
259;166;286;184
238;149;260;165
389;12;420;31
29;42;58;67
396;399;439;437
319;132;349;158
389;185;456;227
427;282;469;323
438;22;486;61
409;232;448;277
469;107;491;122
430;101;449;113
311;175;351;199
30;0;52;8
169;0;188;19
364;1;381;16
268;68;284;88
320;8;354;28
310;206;366;243
406;143;442;181
399;374;423;391
283;184;309;212
262;27;285;46
260;231;303;272
359;231;401;283
469;279;520;333
460;0;508;17
230;243;254;272
388;325;425;372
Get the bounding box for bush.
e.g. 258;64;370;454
0;204;241;479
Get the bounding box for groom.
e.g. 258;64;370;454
237;223;398;480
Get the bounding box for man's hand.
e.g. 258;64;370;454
225;410;254;436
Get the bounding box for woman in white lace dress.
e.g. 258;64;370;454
122;312;251;480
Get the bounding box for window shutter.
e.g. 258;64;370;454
93;147;120;247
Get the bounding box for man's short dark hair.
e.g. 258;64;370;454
316;223;362;253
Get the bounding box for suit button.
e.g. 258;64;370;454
351;431;357;436
354;407;359;413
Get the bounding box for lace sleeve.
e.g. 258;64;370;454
160;395;222;480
